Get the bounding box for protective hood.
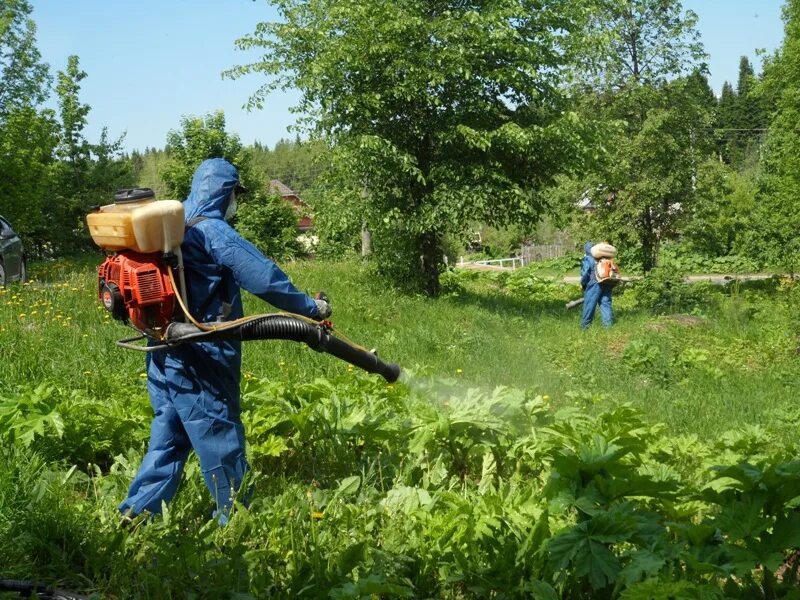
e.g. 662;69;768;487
584;241;594;254
183;158;240;222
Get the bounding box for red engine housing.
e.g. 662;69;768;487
98;251;177;332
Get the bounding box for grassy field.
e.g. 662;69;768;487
1;255;799;598
5;254;794;439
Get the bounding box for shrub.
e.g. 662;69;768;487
659;245;761;274
235;192;303;260
632;267;716;314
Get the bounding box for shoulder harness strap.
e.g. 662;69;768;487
185;215;208;230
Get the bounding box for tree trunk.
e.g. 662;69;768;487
641;210;657;272
412;132;439;295
418;231;442;296
361;221;372;257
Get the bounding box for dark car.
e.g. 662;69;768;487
0;215;26;286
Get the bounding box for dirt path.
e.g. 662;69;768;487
560;273;777;285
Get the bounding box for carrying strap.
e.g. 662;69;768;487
185;215;208;230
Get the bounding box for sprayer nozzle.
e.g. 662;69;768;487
382;363;401;384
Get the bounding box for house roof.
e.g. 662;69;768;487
268;179;296;197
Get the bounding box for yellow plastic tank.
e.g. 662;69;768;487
87;189;185;253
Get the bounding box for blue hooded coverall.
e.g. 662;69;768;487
580;241;613;329
119;158;321;521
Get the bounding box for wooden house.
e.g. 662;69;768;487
268;179;313;232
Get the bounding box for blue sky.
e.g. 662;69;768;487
30;0;785;154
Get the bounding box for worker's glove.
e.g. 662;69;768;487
314;291;332;319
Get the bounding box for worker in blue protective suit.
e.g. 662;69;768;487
119;158;331;525
580;241;613;329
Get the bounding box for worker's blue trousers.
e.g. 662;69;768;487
581;284;614;329
119;349;249;522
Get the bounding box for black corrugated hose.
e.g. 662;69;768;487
163;316;401;383
0;579;86;600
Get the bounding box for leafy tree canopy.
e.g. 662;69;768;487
577;0;705;91
161;111;254;200
564;0;710;271
0;0;50;115
228;0;598;294
752;0;800;271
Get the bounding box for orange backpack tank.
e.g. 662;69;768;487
596;257;621;285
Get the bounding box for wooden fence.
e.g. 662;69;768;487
520;243;573;265
457;243;576;271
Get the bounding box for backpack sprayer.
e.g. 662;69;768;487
86;189;401;383
565;243;623;310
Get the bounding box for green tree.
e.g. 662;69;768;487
0;0;55;252
132;146;170;198
751;0;800;271
229;0;596;294
581;79;714;270
55;55;91;177
0;106;58;255
682;159;756;257
715;80;738;162
48;55;133;256
87;127;134;208
161;111;253;200
49;54;92;252
250;137;327;196
579;0;704;89
160;111;308;257
234;191;302;260
0;0;50;116
716;57;767;166
572;0;710;271
686;68;717;112
734;56;762;127
734;56;767;168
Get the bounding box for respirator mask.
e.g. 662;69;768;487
224;191;238;222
